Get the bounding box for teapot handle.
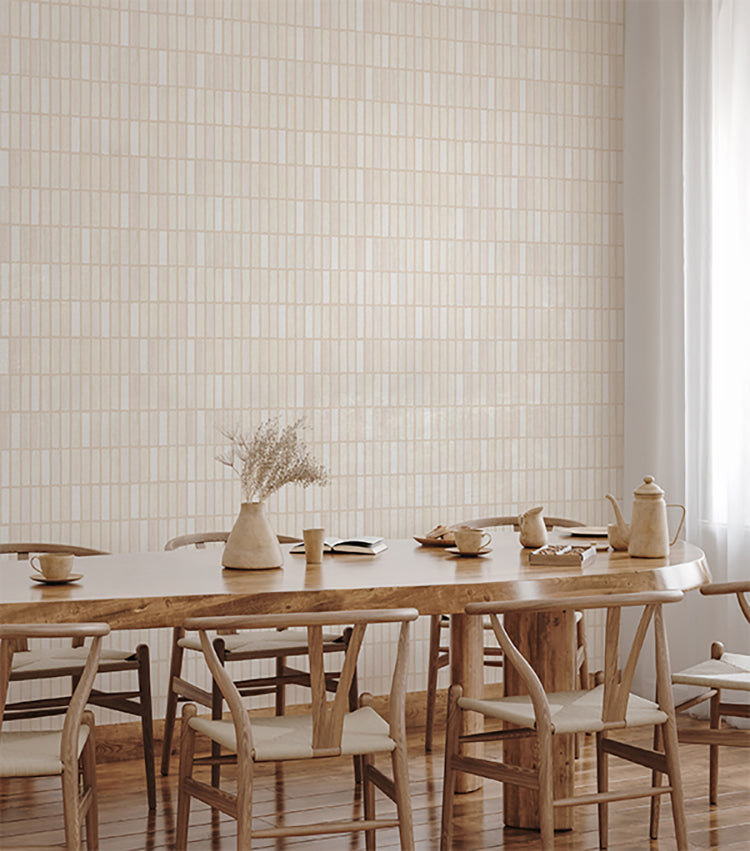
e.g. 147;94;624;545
667;504;686;546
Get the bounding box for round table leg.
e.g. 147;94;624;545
503;608;576;830
450;612;484;794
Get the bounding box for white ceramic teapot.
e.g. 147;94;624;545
606;476;685;558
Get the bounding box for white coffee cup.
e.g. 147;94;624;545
454;527;492;554
302;528;325;564
31;553;74;581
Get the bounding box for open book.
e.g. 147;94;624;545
290;536;388;556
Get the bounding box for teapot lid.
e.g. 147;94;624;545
633;475;664;498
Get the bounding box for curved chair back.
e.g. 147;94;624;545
701;580;750;624
0;543;107;560
164;531;301;550
454;516;583;531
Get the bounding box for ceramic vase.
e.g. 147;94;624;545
222;501;283;570
518;506;548;548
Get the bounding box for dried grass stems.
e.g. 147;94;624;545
217;418;329;504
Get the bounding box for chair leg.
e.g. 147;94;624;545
574;611;589;760
662;716;689;850
362;752;376;851
391;744;415;851
425;614;443;752
654;606;688;850
275;655;286;715
62;760;83;850
135;643;156;810
649;723;664;839
81;717;99;851
346;637;363;784
209;638;231;790
709;688;721;805
175;704;197;851
537;721;555;850
161;627;185;776
210;671;223;790
234;745;254;850
440;685;462;851
596;731;609;850
576;612;590;689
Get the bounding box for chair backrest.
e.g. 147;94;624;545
454;516;583;532
467;591;684;726
0;623;110;754
0;543;108;560
701;580;750;625
183;609;419;759
164;531;301;550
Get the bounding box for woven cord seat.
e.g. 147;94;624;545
189;704;395;761
10;646;137;675
458;683;668;734
672;653;750;691
176;628;345;656
0;727;91;777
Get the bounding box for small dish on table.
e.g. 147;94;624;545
446;547;493;558
566;526;608;538
414;524;456;548
414;536;455;548
563;527;610;550
30;573;84;585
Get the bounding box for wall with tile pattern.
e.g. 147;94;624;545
1;0;624;723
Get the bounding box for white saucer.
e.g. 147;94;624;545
567;526;608;538
446;547;493;557
30;573;83;585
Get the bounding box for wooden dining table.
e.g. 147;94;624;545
1;534;709;831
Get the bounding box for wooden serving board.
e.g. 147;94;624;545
528;544;596;566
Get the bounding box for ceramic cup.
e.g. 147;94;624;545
302;528;325;564
454;527;492;554
30;553;74;581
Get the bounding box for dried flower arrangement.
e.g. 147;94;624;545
217;418;329;504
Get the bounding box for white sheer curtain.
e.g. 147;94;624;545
702;0;750;579
624;0;750;693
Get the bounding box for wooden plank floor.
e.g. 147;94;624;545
1;721;748;849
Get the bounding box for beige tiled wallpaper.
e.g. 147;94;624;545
1;0;624;716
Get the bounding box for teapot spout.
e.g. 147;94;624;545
605;493;630;543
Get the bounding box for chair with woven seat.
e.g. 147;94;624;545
669;579;750;805
0;543;156;810
1;621;110;850
175;608;418;850
440;590;688;850
424;516;590;752
160;532;359;784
